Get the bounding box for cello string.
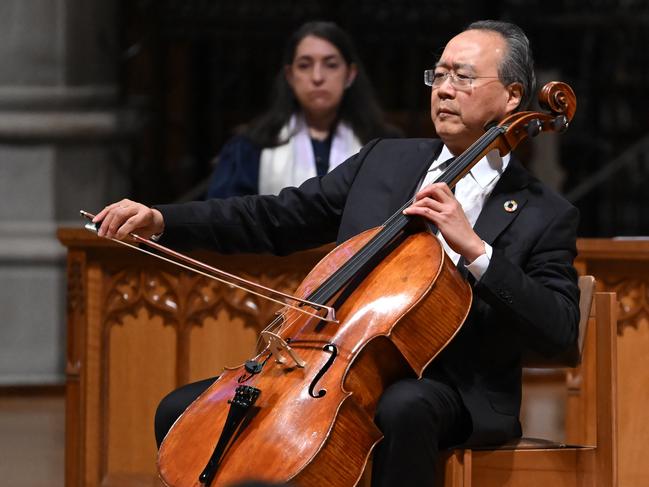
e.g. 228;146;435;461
259;138;495;352
232;123;518;366
217;128;509;375
246;134;494;377
309;126;504;304
382;126;502;229
205;119;543;376
314;127;500;298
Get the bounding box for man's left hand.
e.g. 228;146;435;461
403;182;485;263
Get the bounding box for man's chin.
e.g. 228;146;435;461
434;131;473;153
433;125;462;142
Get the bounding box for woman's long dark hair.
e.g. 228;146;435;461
244;21;398;147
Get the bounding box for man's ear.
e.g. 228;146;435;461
505;82;524;112
345;63;358;88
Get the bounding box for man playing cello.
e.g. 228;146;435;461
94;20;579;486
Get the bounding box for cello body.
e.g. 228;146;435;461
158;226;471;486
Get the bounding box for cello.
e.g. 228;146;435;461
87;81;576;486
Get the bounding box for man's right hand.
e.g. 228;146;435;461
93;199;164;241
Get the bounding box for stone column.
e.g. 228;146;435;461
0;0;138;384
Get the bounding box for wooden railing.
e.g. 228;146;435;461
58;230;647;487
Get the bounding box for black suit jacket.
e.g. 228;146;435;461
157;138;580;446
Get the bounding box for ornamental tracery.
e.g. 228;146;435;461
102;266;305;331
67;259;85;316
602;277;649;333
103;268;180;328
184;272;304;329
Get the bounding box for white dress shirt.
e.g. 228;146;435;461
418;145;510;280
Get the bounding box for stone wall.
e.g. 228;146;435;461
0;0;137;384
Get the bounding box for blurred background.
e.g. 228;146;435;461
118;1;649;237
1;1;648;486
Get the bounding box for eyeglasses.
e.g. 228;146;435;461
424;69;500;89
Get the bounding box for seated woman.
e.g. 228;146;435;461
206;20;400;199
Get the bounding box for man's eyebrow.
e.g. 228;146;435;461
434;61;475;72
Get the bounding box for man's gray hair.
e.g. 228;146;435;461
465;20;537;111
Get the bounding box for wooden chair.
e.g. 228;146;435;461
438;275;618;487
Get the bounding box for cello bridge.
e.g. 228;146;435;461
260;331;306;368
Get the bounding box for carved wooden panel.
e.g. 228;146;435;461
58;228;330;487
64;249;86;487
600;277;649;331
573;238;649;487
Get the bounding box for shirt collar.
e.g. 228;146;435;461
437;145;510;189
430;145;455;171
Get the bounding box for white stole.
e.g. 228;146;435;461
258;114;362;195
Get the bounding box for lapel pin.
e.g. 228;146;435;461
503;200;518;212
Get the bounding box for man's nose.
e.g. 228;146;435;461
435;77;456;97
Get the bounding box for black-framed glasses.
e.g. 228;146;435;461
424;69;500;89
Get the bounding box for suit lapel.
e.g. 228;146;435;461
381;142;533;246
389;139;443;212
473;156;532;245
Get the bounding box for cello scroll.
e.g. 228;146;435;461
494;81;577;156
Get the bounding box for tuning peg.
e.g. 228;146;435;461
526;119;543;137
552;115;569;133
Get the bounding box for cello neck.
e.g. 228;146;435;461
307;125;508;307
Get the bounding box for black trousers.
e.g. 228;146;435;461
154;376;472;486
371;377;472;486
154;376;217;448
